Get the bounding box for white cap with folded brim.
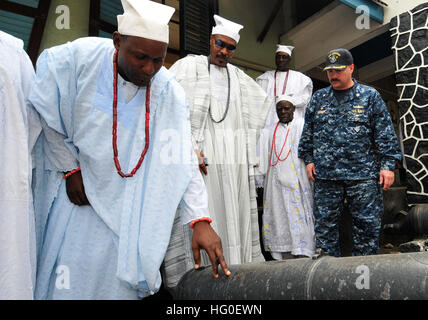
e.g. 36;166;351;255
117;0;175;44
276;94;298;106
211;14;244;43
276;44;294;56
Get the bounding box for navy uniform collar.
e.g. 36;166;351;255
325;79;362;105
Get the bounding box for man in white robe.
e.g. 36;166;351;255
0;31;42;300
29;0;229;300
256;45;313;126
256;95;315;259
166;15;272;287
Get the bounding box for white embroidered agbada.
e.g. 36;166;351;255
256;117;315;258
0;31;42;299
256;70;313;125
30;37;209;299
166;54;272;286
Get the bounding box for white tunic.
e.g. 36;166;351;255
256;70;313;125
201;64;252;264
0;31;42;299
166;55;272;287
30;38;208;299
117;72;207;215
257;118;315;258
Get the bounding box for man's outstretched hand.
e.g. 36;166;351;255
192;221;231;278
65;171;90;206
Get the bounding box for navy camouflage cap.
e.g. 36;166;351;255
323;48;354;71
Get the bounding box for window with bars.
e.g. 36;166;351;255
0;0;50;64
89;0;217;67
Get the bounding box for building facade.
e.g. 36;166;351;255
1;0;427;204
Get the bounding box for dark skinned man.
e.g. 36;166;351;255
257;44;313;126
29;0;229;300
256;95;315;260
166;14;273;289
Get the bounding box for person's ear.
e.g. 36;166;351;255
113;32;121;51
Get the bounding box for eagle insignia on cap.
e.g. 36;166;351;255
328;52;341;63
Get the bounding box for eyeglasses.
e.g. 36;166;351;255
276;54;291;60
214;39;236;52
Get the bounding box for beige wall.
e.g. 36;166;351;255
218;0;287;77
36;0;287;78
280;0;427;72
39;0;90;54
383;0;427;24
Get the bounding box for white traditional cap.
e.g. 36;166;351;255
211;14;244;43
276;94;298;106
276;44;294;56
117;0;175;44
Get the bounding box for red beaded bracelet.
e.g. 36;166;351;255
63;168;81;179
190;217;213;229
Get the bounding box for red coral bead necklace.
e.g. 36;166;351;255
112;49;150;178
270;121;292;167
274;69;289;98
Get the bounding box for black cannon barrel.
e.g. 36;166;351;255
174;252;428;300
384;204;428;237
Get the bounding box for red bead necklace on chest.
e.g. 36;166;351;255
112;49;150;178
269;121;292;167
274;70;289;97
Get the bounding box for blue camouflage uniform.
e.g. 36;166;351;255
298;80;402;257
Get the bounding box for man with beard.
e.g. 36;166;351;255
256;45;313;127
298;48;402;257
30;0;229;299
166;14;272;289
